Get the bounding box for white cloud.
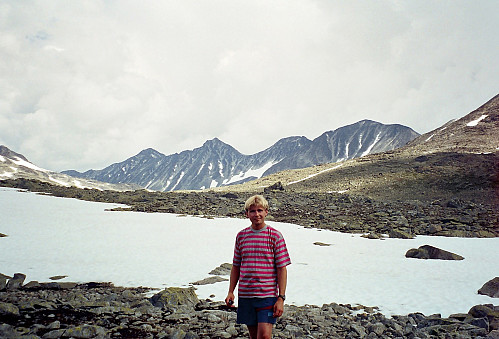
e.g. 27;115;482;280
0;0;498;171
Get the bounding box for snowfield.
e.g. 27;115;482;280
1;187;497;317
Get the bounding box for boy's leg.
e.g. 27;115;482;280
247;323;272;339
247;325;257;339
257;322;273;339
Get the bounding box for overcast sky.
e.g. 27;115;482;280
1;1;498;172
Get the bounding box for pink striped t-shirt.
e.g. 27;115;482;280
233;224;291;298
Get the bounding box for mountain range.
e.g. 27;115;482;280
62;119;419;191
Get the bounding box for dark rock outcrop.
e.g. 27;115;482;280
405;245;465;260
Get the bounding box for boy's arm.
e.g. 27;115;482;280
273;266;287;317
225;265;240;306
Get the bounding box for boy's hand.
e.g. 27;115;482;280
225;293;235;307
273;298;284;317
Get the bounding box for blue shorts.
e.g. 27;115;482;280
237;297;278;326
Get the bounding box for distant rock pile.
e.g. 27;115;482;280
1;272;498;338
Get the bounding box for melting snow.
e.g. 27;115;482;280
466;114;487;127
72;180;86;189
197;164;205;175
11;157;48;172
48;176;70;187
0;171;13;178
0;155;5;162
223;161;277;186
170;171;185;190
288;164;343;185
361;132;381;157
218;161;224;177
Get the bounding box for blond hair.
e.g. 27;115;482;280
244;195;269;211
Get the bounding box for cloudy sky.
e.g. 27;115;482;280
1;1;498;172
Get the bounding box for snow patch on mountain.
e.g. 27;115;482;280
288;164;344;185
12;156;48;172
361;132;382;157
223;161;278;186
467;114;487;127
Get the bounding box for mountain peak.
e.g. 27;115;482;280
0;145;29;162
203;137;224;146
137;148;164;158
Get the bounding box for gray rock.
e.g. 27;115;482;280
6;272;26;290
208;263;232;275
487;329;499;339
64;324;108;338
0;276;6;291
313;241;331;246
0;301;20;317
389;228;415;239
150;287;199;309
42;329;66;338
479;277;499;298
191;276;228;285
368;322;386;335
0;324;18;338
405;245;464;260
24;280;42;289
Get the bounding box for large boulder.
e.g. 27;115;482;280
150;287;199;309
6;273;26;290
478;277;499;298
405;245;464;260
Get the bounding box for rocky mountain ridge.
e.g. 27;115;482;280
63;120;419;191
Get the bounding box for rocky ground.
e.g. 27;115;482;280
1;273;498;339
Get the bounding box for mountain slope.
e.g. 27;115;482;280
406;93;499;154
214;94;499;207
64;120;419;191
0;146;138;191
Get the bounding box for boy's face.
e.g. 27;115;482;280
245;204;268;228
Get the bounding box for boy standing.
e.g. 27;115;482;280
225;195;291;339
